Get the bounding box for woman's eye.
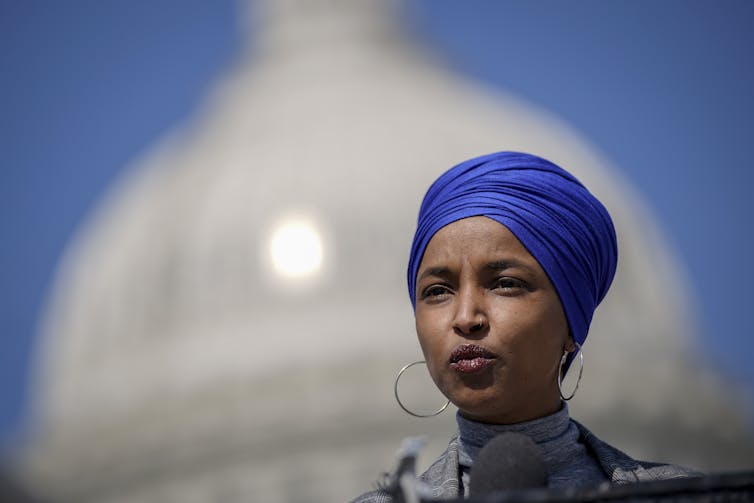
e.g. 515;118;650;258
494;277;525;291
421;285;451;300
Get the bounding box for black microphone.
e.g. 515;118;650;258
469;432;548;497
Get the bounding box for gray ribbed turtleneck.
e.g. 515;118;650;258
457;402;607;493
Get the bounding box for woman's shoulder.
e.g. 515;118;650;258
349;434;462;503
349;489;393;503
572;420;702;483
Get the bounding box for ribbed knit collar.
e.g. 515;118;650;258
457;402;571;469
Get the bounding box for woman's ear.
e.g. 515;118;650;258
564;336;576;353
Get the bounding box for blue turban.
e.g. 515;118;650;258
407;151;618;365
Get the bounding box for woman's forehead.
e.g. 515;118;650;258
420;217;540;270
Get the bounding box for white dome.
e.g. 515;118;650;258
22;1;753;501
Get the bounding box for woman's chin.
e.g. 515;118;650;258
452;392;510;422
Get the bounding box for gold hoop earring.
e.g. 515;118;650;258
558;342;583;401
394;361;450;418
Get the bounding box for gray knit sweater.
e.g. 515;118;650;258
351;404;699;502
456;403;606;493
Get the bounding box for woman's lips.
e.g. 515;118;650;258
449;344;497;374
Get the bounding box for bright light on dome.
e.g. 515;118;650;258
269;219;324;278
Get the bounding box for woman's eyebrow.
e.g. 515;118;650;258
417;266;450;283
485;260;533;273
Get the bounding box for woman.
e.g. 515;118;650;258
352;151;697;501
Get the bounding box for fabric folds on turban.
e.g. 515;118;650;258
407;151;618;362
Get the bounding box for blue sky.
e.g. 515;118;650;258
2;0;753;450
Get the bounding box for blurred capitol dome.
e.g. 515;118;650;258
21;0;754;502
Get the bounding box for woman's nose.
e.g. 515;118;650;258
452;287;488;336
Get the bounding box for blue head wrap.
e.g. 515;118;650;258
407;151;618;363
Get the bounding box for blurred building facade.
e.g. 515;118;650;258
19;1;754;502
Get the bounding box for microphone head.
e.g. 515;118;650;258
469;432;548;496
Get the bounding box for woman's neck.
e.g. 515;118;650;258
456;401;571;466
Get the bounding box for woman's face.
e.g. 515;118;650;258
414;216;572;424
